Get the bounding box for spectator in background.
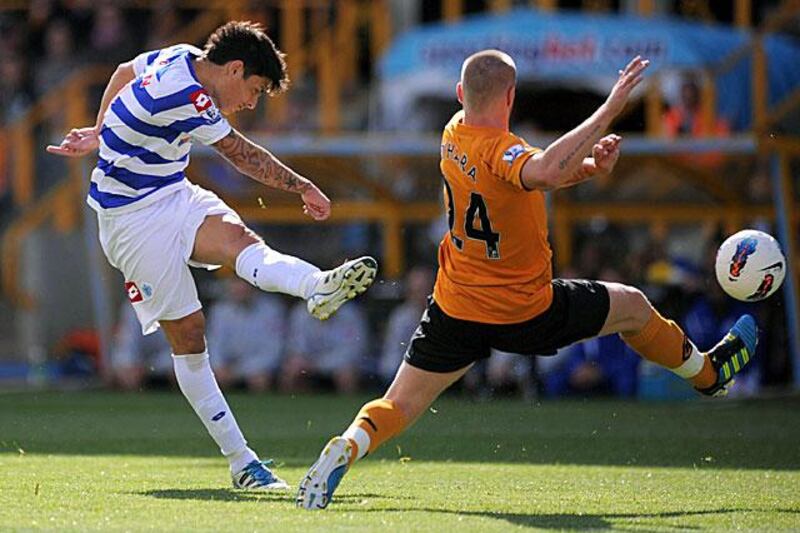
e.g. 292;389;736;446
541;265;640;398
0;55;33;124
664;77;733;137
88;4;135;64
664;76;730;168
484;350;535;398
0;55;32;212
378;266;433;383
34;18;78;96
206;278;286;393
109;303;172;391
543;335;641;398
283;300;368;393
145;4;181;50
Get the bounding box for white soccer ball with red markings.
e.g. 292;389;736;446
715;229;786;302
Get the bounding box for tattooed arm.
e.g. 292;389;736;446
213;128;331;220
557;134;622;190
520;56;648;191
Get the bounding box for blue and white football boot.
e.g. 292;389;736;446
696;314;759;397
296;437;352;510
307;257;378;320
232;459;289;491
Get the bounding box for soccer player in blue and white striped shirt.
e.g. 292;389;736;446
48;21;377;491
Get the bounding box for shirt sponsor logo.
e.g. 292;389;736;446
190;88;213;113
503;144;526;165
125;281;143;303
125;281;153;303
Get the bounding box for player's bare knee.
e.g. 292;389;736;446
622;285;652;331
163;314;207;354
605;283;652;333
229;224;261;259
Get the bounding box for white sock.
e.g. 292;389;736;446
342;426;370;460
172;351;258;473
671;341;706;379
235;242;321;299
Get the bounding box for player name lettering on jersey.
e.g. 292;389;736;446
434;111;551;325
441;142;478;181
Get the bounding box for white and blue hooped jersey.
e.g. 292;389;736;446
87;44;231;214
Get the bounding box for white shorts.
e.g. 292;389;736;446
98;183;241;335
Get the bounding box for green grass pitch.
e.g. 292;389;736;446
1;391;799;531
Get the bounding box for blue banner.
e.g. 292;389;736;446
379;9;800;130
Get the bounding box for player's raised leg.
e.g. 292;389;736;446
296;362;470;510
193;214;377;320
161;312;288;490
600;282;758;396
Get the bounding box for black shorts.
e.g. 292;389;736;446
405;279;610;373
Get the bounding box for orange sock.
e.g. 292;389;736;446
341;398;408;465
621;309;716;389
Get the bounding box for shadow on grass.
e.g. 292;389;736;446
141;488;292;503
141;488;413;504
348;506;800;530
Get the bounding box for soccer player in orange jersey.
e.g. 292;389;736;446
296;51;758;510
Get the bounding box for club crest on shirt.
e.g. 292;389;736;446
203;106;220;123
503;144;525;165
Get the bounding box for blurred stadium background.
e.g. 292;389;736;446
0;0;799;400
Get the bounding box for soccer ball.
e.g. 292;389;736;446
715;229;786;302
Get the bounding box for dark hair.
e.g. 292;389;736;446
203;21;289;95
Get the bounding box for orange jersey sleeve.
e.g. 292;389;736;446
433;112;553;324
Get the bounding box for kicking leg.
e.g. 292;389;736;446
297;362;471;510
600;282;757;396
161;311;288;490
193;215;377;319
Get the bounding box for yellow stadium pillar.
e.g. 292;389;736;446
531;0;557;11
443;0;463;23
699;71;717;137
489;0;513;12
369;0;392;64
52;183;78;233
752;36;767;133
383;209;404;279
645;74;663;138
552;198;572;273
318;30;340;133
638;0;655;16
336;0;359;85
11;123;33;207
735;0;752;28
281;0;304;79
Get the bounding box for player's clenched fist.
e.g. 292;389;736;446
593;134;622;175
301;185;331;221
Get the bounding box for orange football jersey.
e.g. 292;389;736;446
433;111;553;324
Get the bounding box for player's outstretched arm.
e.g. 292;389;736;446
521;56;648;191
213;128;331;220
46;60;136;158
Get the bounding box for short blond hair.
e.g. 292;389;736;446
460;50;516;111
